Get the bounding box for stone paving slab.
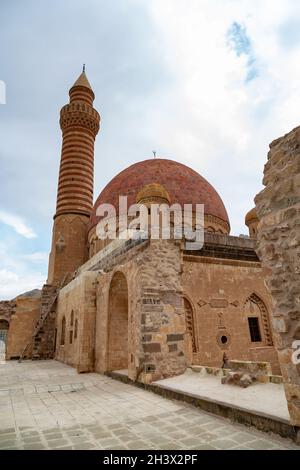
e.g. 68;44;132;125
0;360;298;450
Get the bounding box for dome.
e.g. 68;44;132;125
88;159;230;233
136;183;170;205
245;207;258;226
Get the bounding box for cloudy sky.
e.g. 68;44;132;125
1;0;300;299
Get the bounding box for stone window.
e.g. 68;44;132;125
216;331;231;349
69;330;73;344
74;319;78;340
248;317;262;342
221;335;228;344
60;317;66;346
70;310;74;327
245;294;272;346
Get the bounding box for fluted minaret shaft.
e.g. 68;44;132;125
48;71;100;285
55;74;100;218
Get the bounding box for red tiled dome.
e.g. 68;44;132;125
89;159;230;231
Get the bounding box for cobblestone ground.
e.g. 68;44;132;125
0;360;298;450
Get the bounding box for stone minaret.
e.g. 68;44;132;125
47;70;100;284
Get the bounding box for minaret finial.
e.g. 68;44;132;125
83;63;86;73
152;150;156;158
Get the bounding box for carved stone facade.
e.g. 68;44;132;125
182;235;279;374
52;232;281;382
255;125;300;427
55;239;187;382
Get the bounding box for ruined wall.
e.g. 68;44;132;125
55;271;97;372
255;126;300;427
182;257;280;374
136;239;187;382
6;295;40;359
0;300;15;359
0;300;15;323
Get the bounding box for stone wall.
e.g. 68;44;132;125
182;254;280;374
255;126;300;427
94;266;137;378
136;239;187;382
6;294;40;359
56;231;281;383
0;300;15;323
55;271;97;372
94;239;186;383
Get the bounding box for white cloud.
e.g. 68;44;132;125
0;269;44;299
144;0;300;234
0;241;47;300
0;211;37;238
1;0;300;282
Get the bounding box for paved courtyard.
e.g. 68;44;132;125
0;360;298;450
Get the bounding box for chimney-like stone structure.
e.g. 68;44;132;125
48;71;100;284
245;207;259;239
255;126;300;434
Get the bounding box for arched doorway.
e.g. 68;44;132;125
0;319;9;361
184;297;197;365
107;272;128;371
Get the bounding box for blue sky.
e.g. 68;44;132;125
1;0;300;298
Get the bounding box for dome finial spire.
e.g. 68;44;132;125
83;63;85;73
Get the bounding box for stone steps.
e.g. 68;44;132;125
20;275;70;360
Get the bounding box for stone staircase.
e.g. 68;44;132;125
20;274;69;360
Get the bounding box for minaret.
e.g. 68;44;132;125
47;69;100;284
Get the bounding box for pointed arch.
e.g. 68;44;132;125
245;293;273;346
183;297;197;353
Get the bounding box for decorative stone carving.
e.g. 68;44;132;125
56;233;66;253
210;299;228;308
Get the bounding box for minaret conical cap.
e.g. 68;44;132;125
71;71;92;90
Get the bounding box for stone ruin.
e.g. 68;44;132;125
221;360;272;388
255;125;300;430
